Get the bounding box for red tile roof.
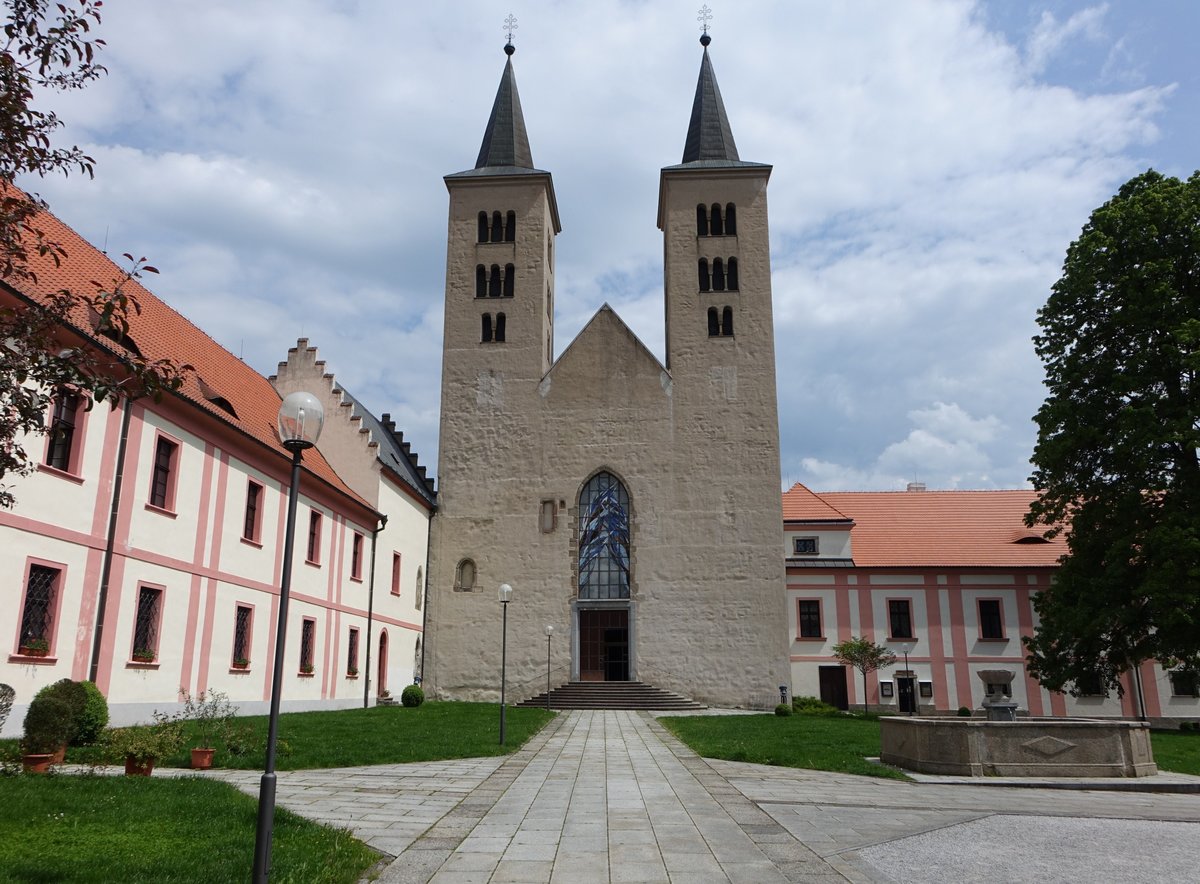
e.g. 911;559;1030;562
5;200;371;511
783;483;1062;568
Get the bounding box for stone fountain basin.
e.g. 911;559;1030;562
879;717;1157;777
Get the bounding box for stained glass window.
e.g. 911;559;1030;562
578;472;630;600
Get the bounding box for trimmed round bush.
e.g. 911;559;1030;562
36;679;88;743
773;703;793;717
400;685;425;708
23;695;73;754
957;706;973;717
77;681;109;743
792;695;839;715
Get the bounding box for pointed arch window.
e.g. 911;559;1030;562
712;258;726;292
698;259;710;292
491;211;503;243
505;211;516;242
726;257;739;291
489;264;502;298
696;204;709;237
578;472;630;600
481;314;493;343
725;203;737;235
478;212;489;243
503;263;515;298
495;313;506;343
475;265;487;298
710;203;724;236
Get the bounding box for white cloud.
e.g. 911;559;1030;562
1025;5;1109;75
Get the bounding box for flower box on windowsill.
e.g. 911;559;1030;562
18;642;50;658
132;650;157;664
231;659;250;671
298;666;315;677
346;670;359;679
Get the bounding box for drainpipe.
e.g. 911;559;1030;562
363;514;386;708
89;397;133;685
419;510;432;686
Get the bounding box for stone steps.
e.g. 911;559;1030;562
517;681;706;711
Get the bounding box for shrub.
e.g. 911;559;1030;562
401;685;425;708
35;679;88;744
792;695;839;715
957;706;973;717
106;711;185;764
22;695;73;754
0;684;14;735
774;703;793;717
180;689;238;749
76;681;109;744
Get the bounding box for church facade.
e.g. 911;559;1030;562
424;39;790;709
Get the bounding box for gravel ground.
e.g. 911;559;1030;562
857;814;1200;883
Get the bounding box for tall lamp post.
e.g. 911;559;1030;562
253;392;324;883
544;625;554;711
899;642;915;716
499;583;512;745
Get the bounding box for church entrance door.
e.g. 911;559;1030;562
579;609;629;681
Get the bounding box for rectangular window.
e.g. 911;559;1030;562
347;627;359;676
18;564;61;654
131;585;163;662
45;390;81;472
149;434;179;510
351;532;364;580
919;681;933;699
540;499;557;533
888;599;914;639
243;480;263;542
306;510;322;564
299;618;315;673
793;537;818;556
232;604;253;667
1169;671;1199;698
797;599;822;638
978;599;1004;639
1076;673;1106;697
391;553;401;595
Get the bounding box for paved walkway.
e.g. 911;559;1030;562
189;710;1200;882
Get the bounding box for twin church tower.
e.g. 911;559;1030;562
425;35;788;708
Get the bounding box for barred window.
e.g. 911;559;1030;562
307;510;322;564
233;604;252;664
351;532;364;580
150;436;179;509
347;627;360;675
19;564;60;650
243;481;263;542
300;619;315;672
132;586;162;661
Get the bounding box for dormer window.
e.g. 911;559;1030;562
793;537;818;555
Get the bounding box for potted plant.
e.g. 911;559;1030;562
18;638;49;658
34;679;88;763
22;694;72;773
180;688;237;770
107;711;184;776
131;647;156;664
299;663;314;675
231;656;250;670
347;666;359;677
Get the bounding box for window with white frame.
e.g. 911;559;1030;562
793;537;818;556
1169;670;1199;698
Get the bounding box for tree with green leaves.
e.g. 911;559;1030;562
1026;169;1200;698
0;0;186;508
832;636;896;713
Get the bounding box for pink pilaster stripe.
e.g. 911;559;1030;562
946;577;972;709
924;582;950;711
1140;660;1162;718
835;575;852;643
1016;585;1045;716
196;452;230;692
71;547;105;681
856;585;875;706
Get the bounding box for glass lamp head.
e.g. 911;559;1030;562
498;583;513;603
278;392;324;451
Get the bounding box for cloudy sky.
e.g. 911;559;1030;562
27;1;1199;491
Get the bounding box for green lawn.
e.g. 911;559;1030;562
55;701;556;771
662;712;1200;780
0;775;377;884
661;712;910;780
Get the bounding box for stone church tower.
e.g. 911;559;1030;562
425;36;789;709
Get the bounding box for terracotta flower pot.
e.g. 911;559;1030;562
22;753;53;774
190;747;215;770
51;744;67;765
124;755;156;776
19;645;48;658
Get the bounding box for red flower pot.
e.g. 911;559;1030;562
124;755;156;776
190;747;215;770
22;753;53;774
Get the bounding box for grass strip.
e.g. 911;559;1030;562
1148;730;1200;776
0;775;377;884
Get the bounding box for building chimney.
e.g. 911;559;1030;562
906;482;926;492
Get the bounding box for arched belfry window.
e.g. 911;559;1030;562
505;211;516;242
712;258;726;292
495;312;506;342
727;257;739;291
475;265;487;298
478;212;489;243
578;472;630;600
696;204;709;237
710;203;724;236
707;307;719;337
725;203;737;235
698;259;710;292
481;314;493;343
503;263;515;298
489;264;502;298
722;306;734;336
491;211;503;243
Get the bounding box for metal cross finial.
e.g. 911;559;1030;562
697;4;712;35
504;13;518;45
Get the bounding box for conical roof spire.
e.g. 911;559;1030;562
681;35;740;164
474;43;534;170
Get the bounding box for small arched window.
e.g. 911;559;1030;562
491;211;503;243
710;203;724;236
495;312;506;343
503;263;515;298
481;314;493;343
489;264;502;298
726;257;739;291
478;212;489;243
707;307;720;337
712;258;726;292
475;265;487;298
698;258;710;292
505;211;516;242
722;306;734;336
696;204;709;237
725;203;737;235
415;566;423;610
455;558;476;592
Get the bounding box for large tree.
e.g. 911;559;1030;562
0;0;185;507
1026;169;1200;696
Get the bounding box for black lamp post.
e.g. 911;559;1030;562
253;392;324;884
545;625;554;711
499;583;512;745
900;642;915;716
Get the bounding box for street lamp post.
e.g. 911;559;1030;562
545;625;554;711
900;643;915;716
253;392;324;884
499;583;512;745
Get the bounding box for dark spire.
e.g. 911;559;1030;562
474;44;534;170
681;35;740;164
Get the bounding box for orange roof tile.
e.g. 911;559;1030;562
783;483;1062;568
5;199;372;513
